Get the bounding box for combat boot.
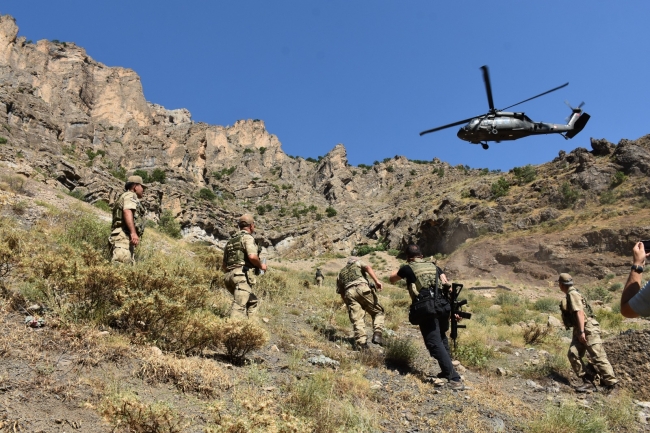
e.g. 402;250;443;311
356;341;369;351
574;378;596;393
371;331;383;346
448;380;465;391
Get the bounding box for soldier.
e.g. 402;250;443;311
315;267;324;287
222;214;267;319
389;244;464;390
109;175;147;265
336;257;385;349
558;273;619;392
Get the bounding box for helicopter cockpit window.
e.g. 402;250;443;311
469;119;480;127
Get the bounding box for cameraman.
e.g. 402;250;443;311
389;244;464;390
621;242;650;318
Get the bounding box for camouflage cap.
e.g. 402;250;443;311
238;214;255;227
125;175;148;190
558;273;573;286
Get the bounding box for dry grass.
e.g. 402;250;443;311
102;392;185;433
138;354;232;397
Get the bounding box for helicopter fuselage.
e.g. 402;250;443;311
457;112;572;144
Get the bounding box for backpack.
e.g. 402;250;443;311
408;277;451;325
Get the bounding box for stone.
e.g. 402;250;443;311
496;367;507;376
547;315;562;328
307;355;340;368
150;346;163;357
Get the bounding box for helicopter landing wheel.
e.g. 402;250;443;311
481;143;489;150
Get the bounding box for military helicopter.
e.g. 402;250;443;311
419;66;590;150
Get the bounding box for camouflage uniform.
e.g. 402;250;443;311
315;269;324;287
337;259;385;346
109;191;146;265
222;230;260;319
560;287;618;386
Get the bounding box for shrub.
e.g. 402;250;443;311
0;137;7;144
86;148;106;162
102;393;184;433
158;210;182;239
533;297;559;313
384;337;418;369
1;174;26;194
560;182;579;208
608;282;623;292
404;180;412;187
522;322;552;345
150;168;166;183
11;200;28;215
93;200;111;212
259;147;266;155
611;171;627;187
213;166;236;180
453;340;494;368
67;189;86;201
491;177;510;198
220;320;268;364
386;165;394;173
495;291;521;306
325;206;337;218
512;164;537;184
59;211;112;257
498;305;527;325
599;190;617;205
198;188;216;201
583;286;612;304
111;167;127;181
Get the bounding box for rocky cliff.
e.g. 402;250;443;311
1;14;650;285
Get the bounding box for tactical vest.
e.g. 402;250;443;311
338;261;366;289
408;259;440;293
224;231;254;269
559;288;594;329
112;191;146;236
316;270;323;278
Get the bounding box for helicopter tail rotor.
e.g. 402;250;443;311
564;101;585;122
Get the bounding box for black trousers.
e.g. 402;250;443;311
419;315;460;382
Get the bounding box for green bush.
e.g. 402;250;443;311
453;340;494;368
150;168;166;183
111;167;127;181
533;297;559;313
583;286;612;304
158;210;182;239
58;211;112;258
495;291;521;306
86;148;106;162
599;190;616;205
325;206;337;218
0;137;8;144
259;147;266;154
512;164;537;184
498;305;527;326
386;165;394;173
243;148;254;154
384;337;418;369
213;166;236;180
198;188;216;201
220;320;268;364
404;180;412;187
560;182;579;208
608;282;623;292
490;177;510;198
93;200;111;212
611;171;627;187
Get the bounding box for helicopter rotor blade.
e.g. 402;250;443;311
481;66;495;112
419;116;482;136
501;82;569;111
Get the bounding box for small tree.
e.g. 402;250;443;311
560;182;579;208
198;188;216;202
512;165;537;184
158;210;182;239
150;168;166;183
325;206;337;218
491;177;510;199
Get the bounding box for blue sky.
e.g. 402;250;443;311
3;1;649;170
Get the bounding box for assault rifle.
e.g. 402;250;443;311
446;282;472;349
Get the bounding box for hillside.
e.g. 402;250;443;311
1;13;650;432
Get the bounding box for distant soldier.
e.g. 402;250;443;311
222;214;267;319
558;273;619;393
336;257;385;349
109;175;147;265
315;268;324;287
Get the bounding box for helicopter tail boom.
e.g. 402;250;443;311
564;111;590;139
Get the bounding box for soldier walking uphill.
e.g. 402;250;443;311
558;273;619;393
336;257;385;350
222;214;267;320
109;175;147;265
315;268;324;287
389;244;465;390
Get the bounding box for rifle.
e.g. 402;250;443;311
447;282;472;349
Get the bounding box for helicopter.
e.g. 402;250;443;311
419;66;590;150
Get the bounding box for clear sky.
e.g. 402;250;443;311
2;1;648;170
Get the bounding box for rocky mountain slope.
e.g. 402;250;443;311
2;13;650;287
